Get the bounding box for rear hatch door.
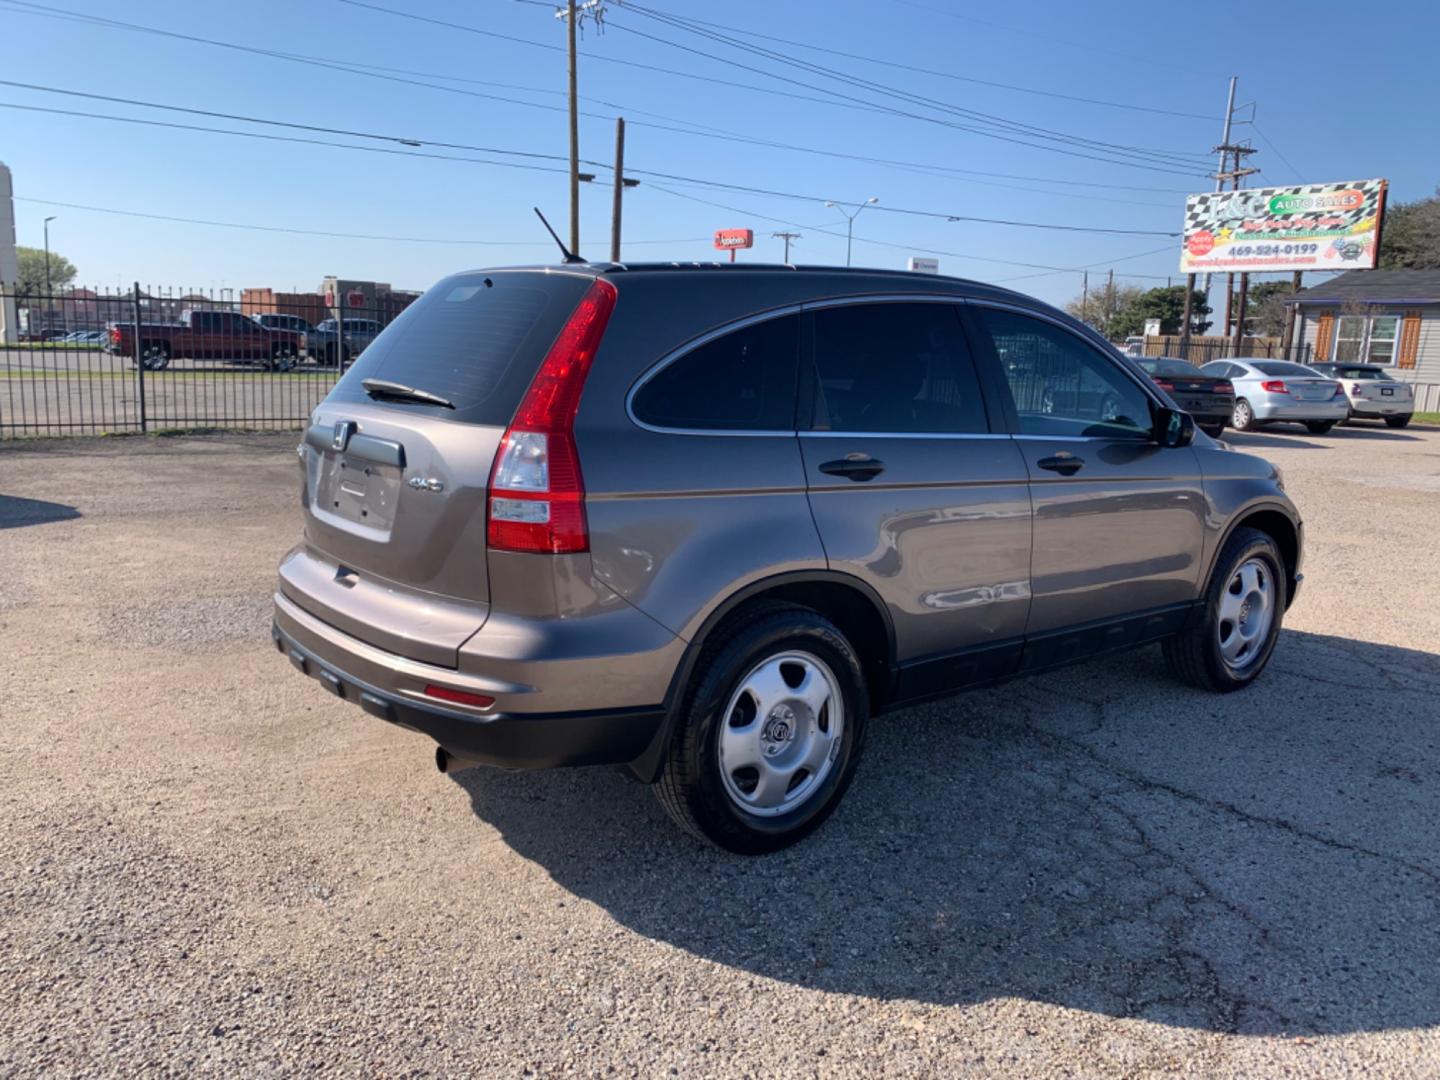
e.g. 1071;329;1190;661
283;269;597;667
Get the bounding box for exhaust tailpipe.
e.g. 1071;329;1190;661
435;746;481;775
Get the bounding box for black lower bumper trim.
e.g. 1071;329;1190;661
272;622;665;771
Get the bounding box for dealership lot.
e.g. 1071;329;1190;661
2;427;1439;1076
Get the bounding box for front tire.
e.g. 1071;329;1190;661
1231;398;1256;431
1305;420;1336;434
1163;526;1286;693
656;604;869;854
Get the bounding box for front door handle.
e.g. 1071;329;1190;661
819;454;886;482
1037;453;1084;476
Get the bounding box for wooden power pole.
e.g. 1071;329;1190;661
610;117;625;262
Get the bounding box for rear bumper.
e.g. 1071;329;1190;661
271;611;665;770
1251;397;1348;422
1349;400;1413;418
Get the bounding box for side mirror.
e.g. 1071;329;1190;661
1156;407;1195;448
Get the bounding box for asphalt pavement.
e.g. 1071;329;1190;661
2;424;1438;1077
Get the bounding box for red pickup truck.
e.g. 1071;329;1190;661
108;310;306;371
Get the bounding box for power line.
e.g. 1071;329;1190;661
0;90;1181;236
0;101;581;175
341;0;1211;177
609;4;1215;171
11;195;704;247
648;184;1175;279
0;0;1200;198
588;2;1218;121
0;79;573;161
1252;124;1305;183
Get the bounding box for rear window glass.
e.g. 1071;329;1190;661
1339;367;1389;380
632;313;799;431
325;273;591;425
1138;358;1199;377
1252;361;1314;377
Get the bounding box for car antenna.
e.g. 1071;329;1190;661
533;207;587;265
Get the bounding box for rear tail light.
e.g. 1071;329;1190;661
1260;380;1288;393
487;278;617;554
1154;379;1175;393
1349;383;1366;397
109;326;120;345
1332;382;1346;398
1214;380;1234;394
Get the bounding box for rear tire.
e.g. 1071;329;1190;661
1199;423;1226;439
1231;398;1255;431
1305;420;1336;434
1163;526;1286;693
656;603;868;854
1386;415;1411;429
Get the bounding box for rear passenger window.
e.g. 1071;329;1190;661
810;303;987;434
632;313;800;431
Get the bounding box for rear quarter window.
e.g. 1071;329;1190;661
631;313;800;431
325;273;593;426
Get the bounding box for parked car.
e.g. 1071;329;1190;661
1135;356;1234;438
108;309;305;371
1309;362;1414;428
272;264;1303;853
1198;358;1347;434
310;318;382;367
254;312;317;337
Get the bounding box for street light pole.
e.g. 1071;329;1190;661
824;197;878;267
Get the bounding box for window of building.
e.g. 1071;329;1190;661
1333;314;1400;366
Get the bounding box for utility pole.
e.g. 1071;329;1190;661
1210;77;1258;349
43;215;55;333
772;231;801;262
610;116;625;262
1081;270;1089;326
1281;269;1303;358
566;0;580;254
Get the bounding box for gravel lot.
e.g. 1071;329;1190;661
2;425;1439;1077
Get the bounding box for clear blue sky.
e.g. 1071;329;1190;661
2;0;1437;307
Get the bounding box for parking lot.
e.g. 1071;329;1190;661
3;424;1439;1076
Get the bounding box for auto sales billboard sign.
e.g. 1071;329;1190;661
1180;178;1387;274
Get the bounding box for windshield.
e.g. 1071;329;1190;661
1252;361;1316;377
1138;358;1199;377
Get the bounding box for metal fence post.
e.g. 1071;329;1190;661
132;281;147;433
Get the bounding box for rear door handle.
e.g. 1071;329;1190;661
1037;453;1084;476
818;455;886;481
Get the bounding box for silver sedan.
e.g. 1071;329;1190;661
1198;358;1348;434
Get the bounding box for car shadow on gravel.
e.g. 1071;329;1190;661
0;494;81;529
452;629;1440;1037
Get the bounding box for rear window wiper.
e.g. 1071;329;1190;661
362;378;455;409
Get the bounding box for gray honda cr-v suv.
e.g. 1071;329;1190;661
273;263;1302;853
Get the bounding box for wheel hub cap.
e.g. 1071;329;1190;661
717;651;845;818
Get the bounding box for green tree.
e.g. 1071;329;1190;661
1244;280;1294;338
1068;283;1210;339
1378;187;1440;270
1065;281;1143;339
14;245;78;298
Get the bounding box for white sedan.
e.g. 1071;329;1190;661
1309;363;1415;429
